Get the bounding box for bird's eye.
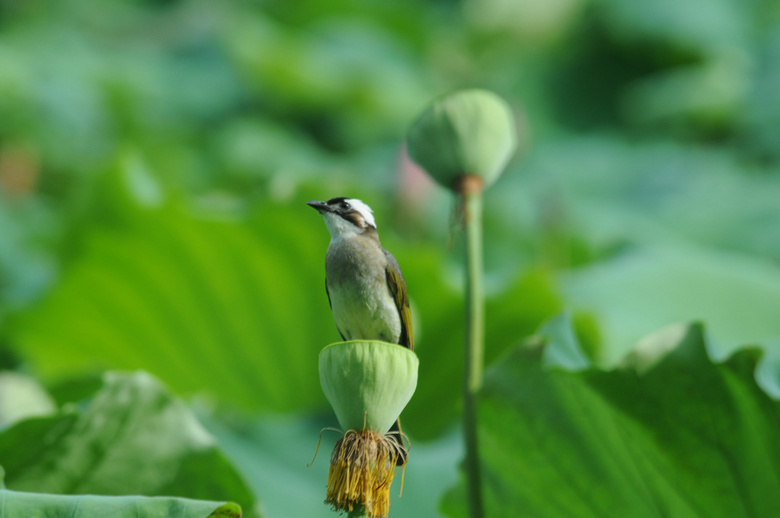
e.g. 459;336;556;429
340;201;351;210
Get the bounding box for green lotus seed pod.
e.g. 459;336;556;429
406;89;517;191
319;340;419;434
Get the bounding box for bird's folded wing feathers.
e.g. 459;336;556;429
385;253;413;351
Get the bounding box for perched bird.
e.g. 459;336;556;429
308;197;413;464
307;197;413;351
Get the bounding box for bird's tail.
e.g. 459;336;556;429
387;417;409;466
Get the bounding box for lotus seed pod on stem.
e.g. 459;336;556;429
406;88;518;193
406;89;519;518
319;341;419;518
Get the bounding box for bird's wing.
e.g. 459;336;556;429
325;278;333;310
325;280;347;341
385;251;413;351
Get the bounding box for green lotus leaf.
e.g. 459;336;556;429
319;341;419;433
0;490;240;518
406;89;518;190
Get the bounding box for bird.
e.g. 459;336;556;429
308;197;413;464
307;197;413;350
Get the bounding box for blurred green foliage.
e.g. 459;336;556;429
2;0;780;516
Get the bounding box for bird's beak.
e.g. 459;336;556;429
307;200;332;213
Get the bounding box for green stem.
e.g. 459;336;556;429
347;507;367;518
462;182;485;518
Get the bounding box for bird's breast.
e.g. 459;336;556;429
325;238;402;344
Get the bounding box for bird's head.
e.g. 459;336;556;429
307;197;377;239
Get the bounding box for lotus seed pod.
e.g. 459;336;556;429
406;89;518;191
319;341;418;433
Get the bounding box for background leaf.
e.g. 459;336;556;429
0;490;241;518
8;200;334;413
0;371;260;518
0;371;55;427
443;321;780;517
561;245;780;365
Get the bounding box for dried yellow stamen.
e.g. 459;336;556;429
325;429;408;518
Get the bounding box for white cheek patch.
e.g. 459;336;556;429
345;198;376;229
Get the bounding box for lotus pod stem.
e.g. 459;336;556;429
406;89;520;518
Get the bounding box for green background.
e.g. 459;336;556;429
2;0;780;516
